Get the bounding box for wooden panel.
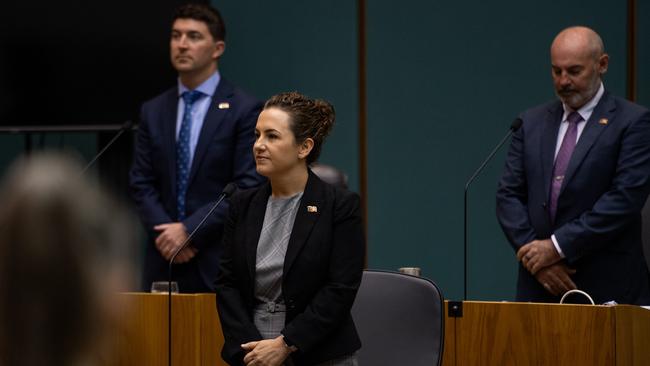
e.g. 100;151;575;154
442;302;456;366
114;296;650;366
454;301;615;366
615;305;650;365
201;295;224;366
114;293;226;366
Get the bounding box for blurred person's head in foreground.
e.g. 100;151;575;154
0;152;137;366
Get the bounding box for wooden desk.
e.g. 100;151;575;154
442;301;650;366
114;295;650;365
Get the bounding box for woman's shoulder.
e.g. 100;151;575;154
230;183;270;208
330;184;359;205
308;170;359;201
308;175;360;219
332;186;361;218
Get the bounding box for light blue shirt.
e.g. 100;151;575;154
176;71;221;167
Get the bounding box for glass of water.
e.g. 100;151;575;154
150;281;179;294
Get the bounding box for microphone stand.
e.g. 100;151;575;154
80;120;134;174
167;183;236;366
463;119;521;300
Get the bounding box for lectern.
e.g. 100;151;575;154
114;293;226;366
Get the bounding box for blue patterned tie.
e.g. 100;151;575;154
176;90;204;220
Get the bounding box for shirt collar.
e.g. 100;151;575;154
562;82;604;122
177;70;221;97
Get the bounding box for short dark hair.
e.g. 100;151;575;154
264;92;335;164
173;3;226;41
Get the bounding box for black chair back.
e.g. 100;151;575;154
351;270;445;366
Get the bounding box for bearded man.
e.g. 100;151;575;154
497;26;650;304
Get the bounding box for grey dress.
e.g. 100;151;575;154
253;193;358;366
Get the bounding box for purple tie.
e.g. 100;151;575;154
549;111;583;222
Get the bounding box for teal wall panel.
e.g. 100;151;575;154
639;0;650;107
0;135;25;173
366;0;628;300
1;1;639;302
0;133;96;178
215;1;360;192
637;1;650;267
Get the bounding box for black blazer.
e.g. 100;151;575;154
129;78;264;291
215;171;365;365
497;91;650;304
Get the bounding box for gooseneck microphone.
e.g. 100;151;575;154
167;182;238;366
80;120;134;174
463;118;522;300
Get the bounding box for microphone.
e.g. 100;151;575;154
80;120;134;174
463;118;522;300
166;182;237;366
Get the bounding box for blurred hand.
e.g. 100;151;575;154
241;336;292;366
518;239;561;275
173;246;198;264
154;222;189;260
535;262;577;296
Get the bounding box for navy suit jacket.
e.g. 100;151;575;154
497;91;650;304
215;171;365;365
129;77;264;292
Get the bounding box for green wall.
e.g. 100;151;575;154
217;1;360;192
216;0;634;301
640;0;650;107
365;1;627;301
0;134;96;174
637;1;650;268
1;1;641;302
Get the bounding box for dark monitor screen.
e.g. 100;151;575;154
0;0;195;126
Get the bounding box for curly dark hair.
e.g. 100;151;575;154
264;92;335;164
173;3;226;41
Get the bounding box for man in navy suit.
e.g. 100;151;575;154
497;26;650;304
130;3;263;293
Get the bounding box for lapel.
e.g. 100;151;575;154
245;183;272;281
163;87;180;195
540;101;564;202
283;171;323;276
560;91;615;194
187;78;235;187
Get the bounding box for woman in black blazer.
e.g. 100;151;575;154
215;92;365;366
